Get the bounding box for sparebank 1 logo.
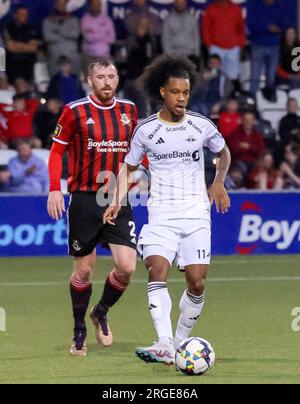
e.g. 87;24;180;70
0;46;5;72
236;201;300;254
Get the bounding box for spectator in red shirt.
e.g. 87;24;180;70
0;112;9;148
249;151;282;190
1;94;40;148
280;144;300;189
202;0;246;92
227;111;266;172
218;99;241;139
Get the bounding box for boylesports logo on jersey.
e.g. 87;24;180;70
53;124;62;137
153;150;200;162
88;139;129;153
120;113;131;126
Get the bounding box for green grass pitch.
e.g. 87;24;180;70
0;255;300;384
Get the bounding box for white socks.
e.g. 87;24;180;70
148;282;173;346
174;289;205;349
148;283;205;350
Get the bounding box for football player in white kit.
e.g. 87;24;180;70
104;56;231;365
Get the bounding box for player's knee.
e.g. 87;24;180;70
146;263;168;282
188;277;206;296
74;257;95;282
75;266;93;282
114;262;136;283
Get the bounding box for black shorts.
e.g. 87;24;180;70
68;192;137;257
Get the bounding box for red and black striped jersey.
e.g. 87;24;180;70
52;96;138;193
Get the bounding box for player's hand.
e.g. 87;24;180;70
47;191;66;221
209;182;231;214
103;205;121;226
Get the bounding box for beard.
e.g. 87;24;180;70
93;86;116;104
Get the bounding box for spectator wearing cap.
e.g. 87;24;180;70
227;111;266;173
81;0;116;75
3;5;38;84
248;0;286;98
43;0;81;76
202;0;246;93
0;141;49;194
47;56;85;105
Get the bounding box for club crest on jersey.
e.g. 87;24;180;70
53;124;62;137
186;134;197;143
120;113;131;126
72;240;82;252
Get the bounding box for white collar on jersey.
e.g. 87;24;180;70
88;95;117;110
157;111;187;125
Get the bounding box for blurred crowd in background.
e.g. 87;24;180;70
0;0;300;193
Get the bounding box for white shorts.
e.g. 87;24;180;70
138;219;211;268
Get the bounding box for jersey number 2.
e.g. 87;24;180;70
129;221;137;245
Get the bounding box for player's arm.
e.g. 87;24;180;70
209;145;231;214
47;142;67;220
103;163;139;225
47;106;75;220
103;125;146;225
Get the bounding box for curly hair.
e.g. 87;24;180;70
139;55;199;98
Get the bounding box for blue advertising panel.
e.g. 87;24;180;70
0;193;299;257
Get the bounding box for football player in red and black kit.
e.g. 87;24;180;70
47;59;138;357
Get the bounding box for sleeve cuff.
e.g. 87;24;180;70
124;156;142;167
52;137;69;146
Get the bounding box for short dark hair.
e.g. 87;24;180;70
209;54;222;61
139;55;198;98
88;58;118;76
58;55;71;66
13;94;26;102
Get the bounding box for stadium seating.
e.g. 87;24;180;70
0;90;15;105
261;110;287;132
257;90;288;112
256;90;288;132
34;62;51;94
289;89;300;102
0;149;17;166
32;149;50;165
0;149;50;167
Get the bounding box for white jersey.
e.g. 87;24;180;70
125;111;225;223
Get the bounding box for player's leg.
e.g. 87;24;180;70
91;244;136;347
174;264;208;350
174;220;211;349
68;192;103;356
136;249;176;365
69;249;96;356
91;205;137;347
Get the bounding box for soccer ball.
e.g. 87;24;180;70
175;337;215;376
